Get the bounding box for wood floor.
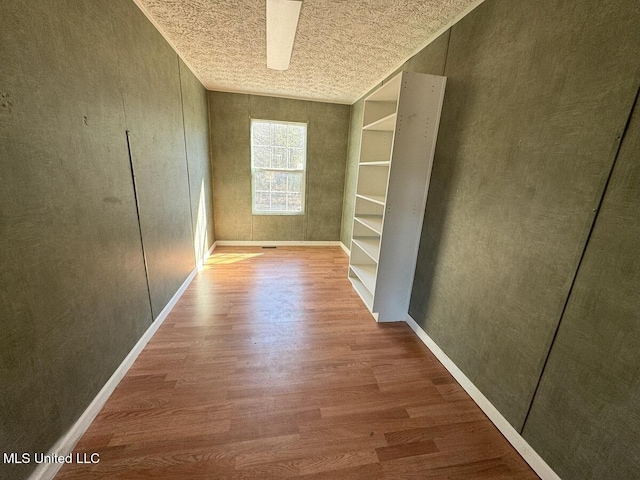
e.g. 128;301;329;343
56;246;538;479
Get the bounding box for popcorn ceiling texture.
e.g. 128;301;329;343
137;0;477;104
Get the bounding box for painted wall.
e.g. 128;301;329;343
522;94;640;480
113;6;197;317
410;0;639;430
179;60;216;269
209;91;349;241
341;0;639;477
0;1;213;478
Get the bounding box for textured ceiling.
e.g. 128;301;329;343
135;0;480;104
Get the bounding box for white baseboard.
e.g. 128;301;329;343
215;240;343;247
339;242;350;256
377;316;404;323
197;241;217;271
29;243;216;480
404;315;561;480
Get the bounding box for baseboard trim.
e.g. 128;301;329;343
376;316;403;323
197;241;217;271
29;243;216;480
215;240;343;247
339;242;350;256
405;315;561;480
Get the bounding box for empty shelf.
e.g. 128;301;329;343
359;161;391;166
356;193;385;205
363;113;396;132
349;274;373;309
350;264;377;293
352;237;380;261
354;215;383;235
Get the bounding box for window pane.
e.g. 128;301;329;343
271;123;288;147
288;148;304;169
254;170;271;192
287;193;302;212
271;172;287;192
254;146;270;168
252;122;270;146
254;191;270;211
271;193;286;211
287;172;303;193
287;125;305;148
271;147;287;168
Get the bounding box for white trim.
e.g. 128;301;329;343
358;0;486;103
199;241;217;269
339;242;350;256
215;240;342;247
404;315;562;480
28;243;216;480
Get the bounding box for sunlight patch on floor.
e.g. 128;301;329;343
207;253;264;265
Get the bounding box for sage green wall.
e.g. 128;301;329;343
522;95;640;480
341;0;639;476
0;1;212;478
209;91;349;241
340;31;450;247
179;60;216;264
408;0;639;430
113;5;196;317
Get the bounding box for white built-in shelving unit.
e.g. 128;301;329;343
348;71;446;322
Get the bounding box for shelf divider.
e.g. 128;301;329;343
362;112;396;132
359;161;391;166
352;237;380;262
348;273;373;309
356;193;385;205
350;264;377;293
354;215;383;235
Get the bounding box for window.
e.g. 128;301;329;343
251;119;307;215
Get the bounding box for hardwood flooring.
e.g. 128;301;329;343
55;246;538;479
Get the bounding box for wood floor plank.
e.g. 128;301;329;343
54;247;537;479
375;440;439;462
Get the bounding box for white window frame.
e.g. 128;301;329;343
250;119;307;215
